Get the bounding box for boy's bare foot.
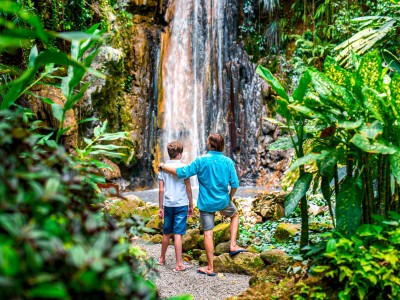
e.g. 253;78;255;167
173;264;187;272
158;257;166;265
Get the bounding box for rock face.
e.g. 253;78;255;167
252;192;287;221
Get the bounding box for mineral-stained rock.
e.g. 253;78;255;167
273;223;300;242
252;192;287;221
182;229;200;252
260;249;288;265
213;252;265;275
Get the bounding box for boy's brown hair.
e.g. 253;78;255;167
207;133;224;152
167;141;184;159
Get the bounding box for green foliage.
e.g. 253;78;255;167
0;112;157;299
311;213;400;299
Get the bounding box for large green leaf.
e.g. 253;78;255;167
362;86;388;123
293;70;311;102
318;148;344;177
336;117;363;129
284;172;313;217
288;104;329;121
308;68;358;113
357;50;382;91
256;66;289;101
336;177;363;235
289;152;328;172
358;120;383;140
324;56;352;88
268;136;297;151
390;152;400;184
351;134;397;154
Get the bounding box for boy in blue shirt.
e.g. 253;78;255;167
158;141;193;272
159;133;246;276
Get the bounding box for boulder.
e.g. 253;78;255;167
213;252;265;275
273;223;300;242
260;249;288;265
100;158;121;180
199;253;207;265
182;253;193;262
149;234;163;243
106;195;146;218
197;235;205;250
213;223;231;245
134;204;158;219
192;249;206;259
146;215;163;231
182;229;200;252
252;192;287;221
215;242;230;255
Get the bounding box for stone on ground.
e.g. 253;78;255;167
273;223;300;242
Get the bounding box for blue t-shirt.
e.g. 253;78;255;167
176;151;239;212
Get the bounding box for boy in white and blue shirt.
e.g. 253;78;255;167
157;141;193;272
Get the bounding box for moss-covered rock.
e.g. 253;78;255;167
146;215;163;231
215;241;231;255
106;195;146;218
199;253;207;265
192;249;206;259
134;205;158;219
213;222;231;245
309;221;333;232
213;252;265;275
260;249;288;265
182;229;200;252
273;223;300;242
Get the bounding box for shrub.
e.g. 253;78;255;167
0;111;158;299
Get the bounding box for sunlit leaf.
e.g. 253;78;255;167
256;66;290;101
351;134;397;154
284;172;313;217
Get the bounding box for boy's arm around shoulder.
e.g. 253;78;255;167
184;178;193;218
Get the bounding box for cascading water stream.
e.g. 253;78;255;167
161;0;225;165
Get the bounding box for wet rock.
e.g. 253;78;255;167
106;194;146;218
213;252;265;275
182;229;200;252
273;223;300;242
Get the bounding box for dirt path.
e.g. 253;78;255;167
143;243;250;300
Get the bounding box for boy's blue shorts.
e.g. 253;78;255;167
163;205;188;235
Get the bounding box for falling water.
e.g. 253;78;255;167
161;0;225;164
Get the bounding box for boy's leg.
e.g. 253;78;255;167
172;206;188;271
160;207;174;264
174;234;183;269
159;233;171;264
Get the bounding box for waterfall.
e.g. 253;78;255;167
161;0;226;164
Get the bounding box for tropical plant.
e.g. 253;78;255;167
311;212;400;299
0;111;158;299
334;0;400;66
257;50;400;243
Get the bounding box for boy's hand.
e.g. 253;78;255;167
188;206;193;218
158;208;164;219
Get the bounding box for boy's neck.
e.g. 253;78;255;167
169;158;181;161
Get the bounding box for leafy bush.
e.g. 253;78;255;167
0;111;158;299
311;213;400;299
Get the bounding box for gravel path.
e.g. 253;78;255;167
143;243;250;300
